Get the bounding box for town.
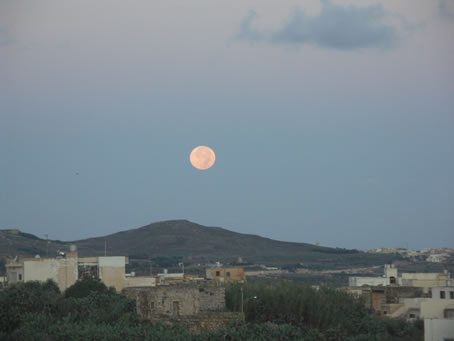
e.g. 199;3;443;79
1;242;453;340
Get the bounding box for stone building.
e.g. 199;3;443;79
123;284;244;333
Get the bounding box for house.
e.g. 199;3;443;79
205;267;245;284
348;284;454;324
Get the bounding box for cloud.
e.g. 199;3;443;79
236;0;399;50
439;0;454;20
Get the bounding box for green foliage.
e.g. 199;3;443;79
0;280;60;335
0;278;423;340
225;281;423;341
64;277;114;298
0;259;5;275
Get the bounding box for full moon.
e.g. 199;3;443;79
190;146;216;170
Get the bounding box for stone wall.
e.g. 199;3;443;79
199;286;225;311
154;312;244;334
123;284;225;319
122;284;238;333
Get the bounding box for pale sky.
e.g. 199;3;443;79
1;0;454;250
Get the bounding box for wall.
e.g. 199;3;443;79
123;284;226;320
23;257;78;291
431;287;454;300
160;312;244;334
424;319;454;341
124;286;200;318
400;273;450;287
199;286;225;311
401;273;449;281
124;285;241;334
98;256;126;291
360;286;427;315
421;300;454;319
348;277;388;287
124;276;156;288
401;279;450;287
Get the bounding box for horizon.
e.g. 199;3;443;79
2;0;454;250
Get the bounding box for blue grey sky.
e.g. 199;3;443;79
1;0;453;250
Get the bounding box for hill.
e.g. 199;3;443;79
0;220;397;269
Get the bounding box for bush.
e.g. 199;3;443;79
64;277;114;298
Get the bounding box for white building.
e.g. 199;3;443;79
5;246;156;292
424;319;454;341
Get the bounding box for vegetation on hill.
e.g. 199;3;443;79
0;220;399;270
0;278;422;340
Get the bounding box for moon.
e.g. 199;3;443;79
190;146;216;170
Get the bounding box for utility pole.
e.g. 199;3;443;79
45;234;49;258
104;239;107;256
240;287;257;313
240;287;244;313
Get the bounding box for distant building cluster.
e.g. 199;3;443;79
367;247;454;263
347;264;454;341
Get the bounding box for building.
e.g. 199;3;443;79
424;319;454;341
5;246;156;292
348;284;454;324
205;267;246;284
123;284;244;333
400;272;451;288
348;264;452;288
123;284;226;318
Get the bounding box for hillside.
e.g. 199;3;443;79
0;220;397;269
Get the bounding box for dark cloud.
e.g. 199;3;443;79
439;0;454;20
237;0;399;50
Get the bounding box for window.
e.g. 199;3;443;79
440;291;446;299
226;272;231;278
450;291;454;299
409;314;415;318
216;271;220;277
18;274;22;281
444;309;454;318
390;276;396;284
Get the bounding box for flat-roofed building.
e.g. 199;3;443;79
206;267;245;284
